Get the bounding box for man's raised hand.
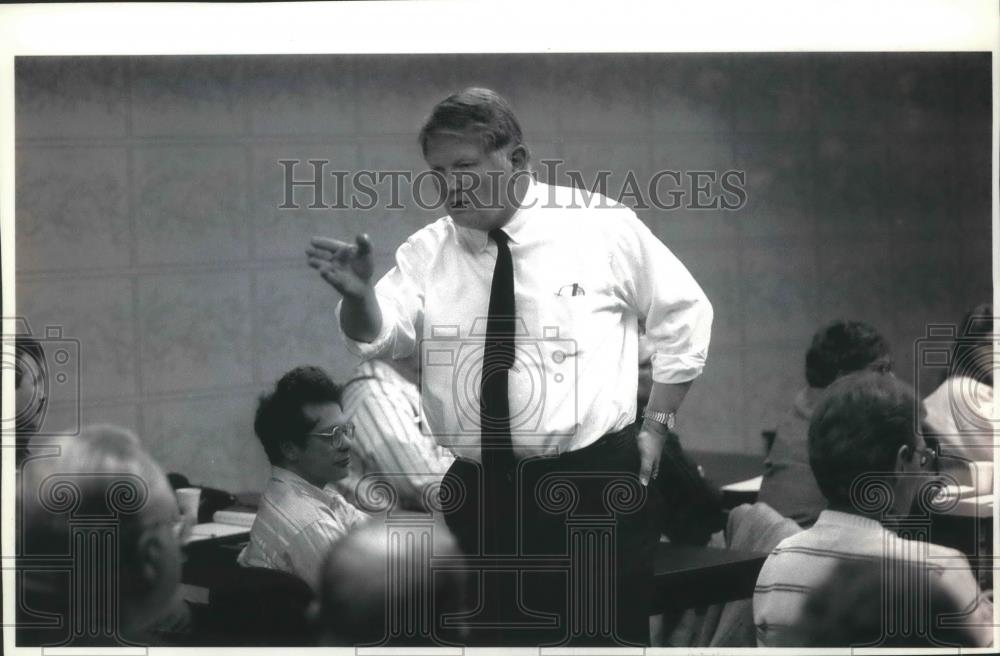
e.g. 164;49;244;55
307;234;375;298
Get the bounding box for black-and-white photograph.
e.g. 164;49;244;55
1;1;997;651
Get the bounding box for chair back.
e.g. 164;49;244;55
205;566;315;646
701;502;801;646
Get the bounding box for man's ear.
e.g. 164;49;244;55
895;443;915;472
509;144;529;170
135;529;165;590
279;440;299;464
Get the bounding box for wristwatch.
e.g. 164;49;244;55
642;409;676;430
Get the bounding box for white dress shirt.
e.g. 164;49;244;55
339;180;713;461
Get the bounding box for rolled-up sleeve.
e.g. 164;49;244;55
337;236;428;361
337;293;399;359
611;209;713;384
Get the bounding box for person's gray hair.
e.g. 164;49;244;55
21;424;174;554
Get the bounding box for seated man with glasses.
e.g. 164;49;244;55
239;366;369;589
753;371;993;647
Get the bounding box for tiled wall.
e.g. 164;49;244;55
15;53;992;492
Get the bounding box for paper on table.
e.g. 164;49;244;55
933;484;976;501
212;509;257;527
185;522;250;544
720;475;763;493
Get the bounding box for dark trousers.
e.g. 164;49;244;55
441;425;658;646
650;428;727;545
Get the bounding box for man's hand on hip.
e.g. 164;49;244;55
637;418;670;486
307;233;375;298
638;379;693;485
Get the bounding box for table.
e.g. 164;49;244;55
182;525;250;590
925;492;993;588
687;450;766;508
688;450;766;486
181;503;255;587
652;542;767;611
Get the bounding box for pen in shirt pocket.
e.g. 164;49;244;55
556;283;586;297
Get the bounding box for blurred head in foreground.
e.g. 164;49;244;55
785;558;979;647
314;517;468;646
19;424;182;644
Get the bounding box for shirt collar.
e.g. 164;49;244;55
271;465;324;494
814;509;887;532
455;177;542;253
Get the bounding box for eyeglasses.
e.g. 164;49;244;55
307;422;355;447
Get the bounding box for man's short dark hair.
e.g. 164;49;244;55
805;320;890;388
808;371;919;508
418;87;523;156
14;336;46;387
254;366;342;465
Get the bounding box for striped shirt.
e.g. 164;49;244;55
339;359;455;511
238;466;369;589
753;509;993;647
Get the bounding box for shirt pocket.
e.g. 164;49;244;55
538;277;620;349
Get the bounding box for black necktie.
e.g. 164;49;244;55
482;228;516;553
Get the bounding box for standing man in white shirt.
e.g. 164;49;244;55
307;88;713;645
